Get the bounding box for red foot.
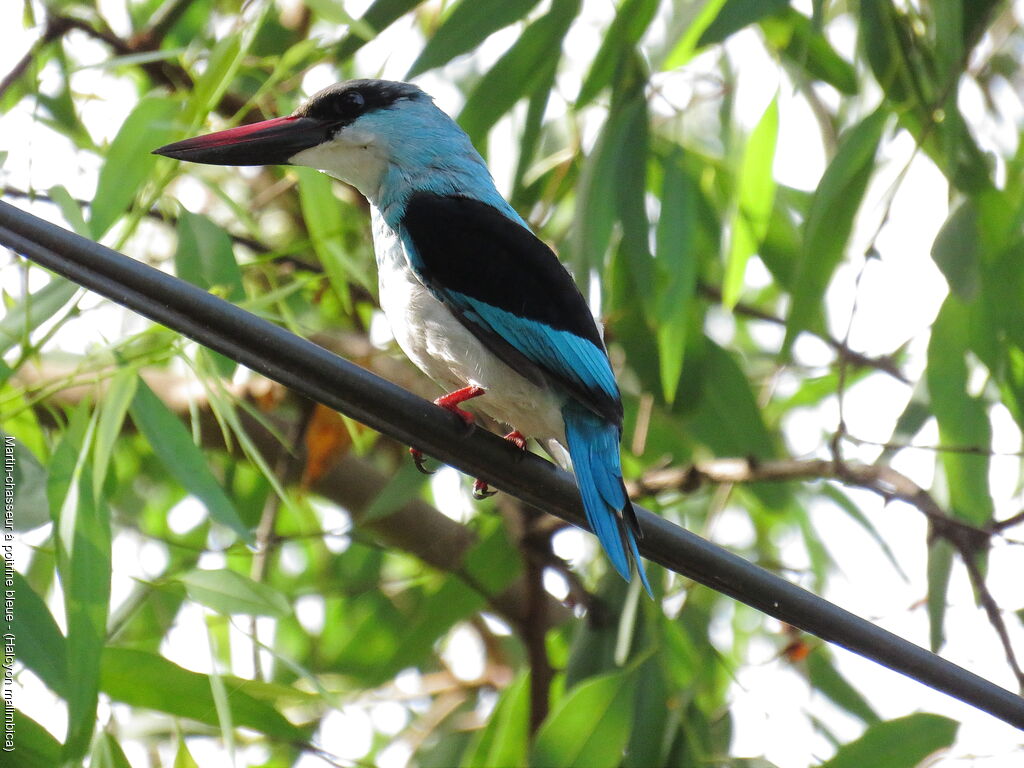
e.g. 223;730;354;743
408;386;486;475
473;431;528;500
435;385;486;425
504;430;527;451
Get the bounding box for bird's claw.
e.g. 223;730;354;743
472;479;496;499
409;446;435;475
471;431;527;501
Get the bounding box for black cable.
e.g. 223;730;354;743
1;199;1022;730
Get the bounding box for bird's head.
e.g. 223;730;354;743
154;79;490;209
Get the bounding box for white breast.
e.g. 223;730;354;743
371;208;566;444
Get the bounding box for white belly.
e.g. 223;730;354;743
372;209;566;443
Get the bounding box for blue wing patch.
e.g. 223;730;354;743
457;293;619;404
398;192;623;424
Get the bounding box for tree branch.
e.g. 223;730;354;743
4;199;1023;728
698;282;910;383
630;455;1024;690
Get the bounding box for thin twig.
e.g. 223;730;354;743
0;16;73;100
960;553;1024;692
698;282;909;383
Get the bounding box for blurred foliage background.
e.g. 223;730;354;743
2;0;1024;765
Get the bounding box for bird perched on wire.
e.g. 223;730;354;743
154;79;652;595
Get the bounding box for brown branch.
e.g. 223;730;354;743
0;16;73;100
3;10;255;119
630;455;1024;687
698;282;910;383
514;503;556;735
15;359;570;630
630;456;988;546
961;552;1024;691
991;509;1024;533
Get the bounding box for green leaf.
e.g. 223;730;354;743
577;0;660;106
174;212;244;376
173;736;201;768
784;109;887;354
174;212;244;301
697;0;790;47
10;571;66;696
820;485;907;581
188;33;246;121
179;568;291;618
47;184;89;236
0;712;60;768
624;656;671;768
461;672;529;768
0;278;78;357
723;96;779;308
90;97;181;239
532;669;636;768
334;0;423;61
304;0;376;36
408;0;542;78
655;152;699;404
762;10;858;95
101;647;304;740
129;377;251;542
931;198;981;300
7;439;50;530
296;166;359;309
805;647;880;724
819;713;958;768
49;406;108;762
363;460;431;523
458;0;579;147
663;0;729;68
927;298;994;526
90;732;133;768
92;366;138;504
574;75;647;278
927;536;955;652
686;340;787;509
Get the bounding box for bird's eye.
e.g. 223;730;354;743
337;90;365;116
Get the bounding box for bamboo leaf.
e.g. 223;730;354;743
723;96;779;308
697;0;790;47
179;568;291;618
577;0;660;107
931;198;980;300
0;278;78;357
129;377;251;543
805;647;880;725
92;366;138;504
784;109;886;354
458;0;579;147
532;669;636;768
101;648;304;740
408;0;542;78
90;732;133;768
819;713;958;768
655;152;699;404
334;0;425;61
927;298;993;526
90;96;180;239
49;405;108;762
461;672;529;768
0;712;60;768
10;571;66;697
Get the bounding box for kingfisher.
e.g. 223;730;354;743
154;79;651;594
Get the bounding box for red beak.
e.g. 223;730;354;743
152;116;330;166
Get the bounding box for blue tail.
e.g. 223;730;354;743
562;401;652;597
